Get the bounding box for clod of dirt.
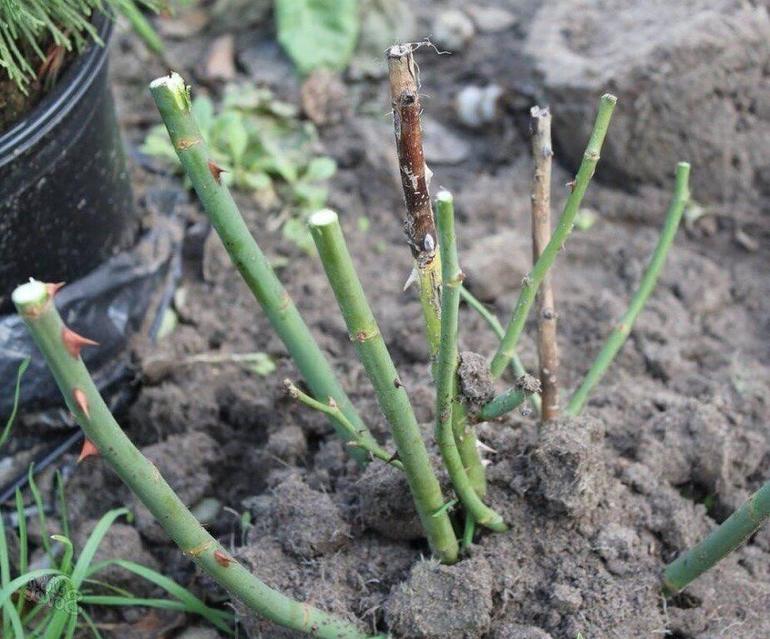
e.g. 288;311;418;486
492;625;553;639
530;415;607;519
132;431;219;542
72;521;159;595
457;350;496;413
128;381;220;445
550;582;583;613
516;374;541;395
236;533;417;639
637;398;767;516
593;523;641;576
356;461;424;541
385;557;494;639
270;475;350;558
526;0;770;205
265;424;307;464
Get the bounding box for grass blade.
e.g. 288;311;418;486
88;559;234;634
1;357;30;449
69;508;129;591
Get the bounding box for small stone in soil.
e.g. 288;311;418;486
431;9;475;52
422;118;471;165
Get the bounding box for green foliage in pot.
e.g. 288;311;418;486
0;0;163;93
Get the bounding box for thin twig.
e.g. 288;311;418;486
284;380;403;470
490;94;618;378
566;162;691;416
529;105;559;422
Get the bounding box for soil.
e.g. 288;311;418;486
18;1;770;637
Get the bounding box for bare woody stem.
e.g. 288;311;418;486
12;281;378;639
387;47;486;496
490;94;618;378
458;286;542;415
530;106;559;422
663;476;770;595
283;380;403;470
308;209;459;563
149;73;376;466
566;162;691;416
435;192;505;531
387;44;442;367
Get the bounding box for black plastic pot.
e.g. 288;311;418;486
0;14;139;312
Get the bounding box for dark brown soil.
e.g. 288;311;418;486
45;1;770;637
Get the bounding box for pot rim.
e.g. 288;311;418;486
0;12;113;167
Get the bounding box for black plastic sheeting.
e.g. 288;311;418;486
0;193;183;416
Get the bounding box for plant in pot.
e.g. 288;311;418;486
0;0;163;312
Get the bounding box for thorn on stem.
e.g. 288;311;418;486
46;282;65;298
208;161;226;183
61;327;98;359
72;388;90;418
77;438;98;463
385;450;400;465
214;550;232;567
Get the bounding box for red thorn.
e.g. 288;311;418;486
78;439;99;463
61;327;98;359
46;282;65;298
72;388;90;419
208;161;226;183
214;550;232;567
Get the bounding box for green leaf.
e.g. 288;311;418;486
574;207;598;231
212;112;248;165
245;353;276;377
302;157;337;182
275;0;360;75
1;357;29;449
141;126;179;164
156;308;179;341
291;182;328;210
239;170;272;192
69;508;130;591
191;95;215;138
282;217;315;253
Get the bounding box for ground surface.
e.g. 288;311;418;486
19;1;770;637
